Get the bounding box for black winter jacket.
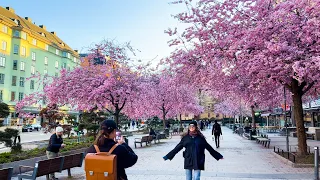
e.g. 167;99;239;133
165;134;223;170
47;134;63;153
86;139;138;180
212;123;222;135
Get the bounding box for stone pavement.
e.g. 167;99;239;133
12;127;314;180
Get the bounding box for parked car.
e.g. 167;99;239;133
31;124;41;131
22;124;33;132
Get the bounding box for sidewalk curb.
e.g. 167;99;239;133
272;151;314;168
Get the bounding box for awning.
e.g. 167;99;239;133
261;113;271;117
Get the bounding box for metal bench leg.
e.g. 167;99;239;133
140;143;142;147
134;143;137;148
46;174;50;180
68;168;71;177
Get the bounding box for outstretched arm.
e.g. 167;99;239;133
163;139;184;160
205;140;223;160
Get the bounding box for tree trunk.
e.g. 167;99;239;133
114;110;120;128
251;105;256;129
180;114;182;126
291;80;308;156
162;111;166;129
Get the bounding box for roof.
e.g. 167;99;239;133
0;6;78;57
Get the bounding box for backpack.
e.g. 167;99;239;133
85;144;118;180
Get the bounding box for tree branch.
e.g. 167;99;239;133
119;98;127;111
302;81;316;95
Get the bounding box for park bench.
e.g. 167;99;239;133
0;167;13;180
61;153;84;177
134;136;149;148
255;134;271;148
18;156;64;180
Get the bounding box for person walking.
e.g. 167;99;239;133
87;120;138;180
46;126;66;180
212;120;222;148
163;121;223;180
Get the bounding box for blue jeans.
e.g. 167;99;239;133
185;169;201;180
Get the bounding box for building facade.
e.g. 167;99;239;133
0;6;80;125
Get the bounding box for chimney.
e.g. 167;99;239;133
74;50;78;53
5;7;15;13
25;17;32;22
51;31;56;35
39;25;46;30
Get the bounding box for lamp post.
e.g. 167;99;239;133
284;86;289;152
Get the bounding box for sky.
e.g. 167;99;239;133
1;0;189;65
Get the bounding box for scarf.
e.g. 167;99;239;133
189;130;198;137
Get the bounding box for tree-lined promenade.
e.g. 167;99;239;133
14;0;320;160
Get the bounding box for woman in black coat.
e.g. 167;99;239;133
163;121;223;180
87;120;138;180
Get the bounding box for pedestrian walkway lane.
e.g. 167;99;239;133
12;126;314;180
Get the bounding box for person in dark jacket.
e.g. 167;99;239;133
87;120;138;180
212;120;222;148
46;126;65;180
163;121;223;180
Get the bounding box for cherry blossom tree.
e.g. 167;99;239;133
137;73;203;128
17;40;141;127
167;0;320;155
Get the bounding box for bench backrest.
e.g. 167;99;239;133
0;167;13;180
62;153;84;170
147;136;153;141
141;136;149;142
35;157;64;177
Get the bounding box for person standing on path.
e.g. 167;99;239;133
163;121;223;180
87;120;138;180
212;120;222;148
46;126;65;180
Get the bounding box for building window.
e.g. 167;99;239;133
1;41;6;51
67;66;71;71
32;39;37;45
21;46;26;56
31;65;35;75
0;74;4;84
30;80;34;90
55;72;58;77
63;63;67;69
19;77;24;87
44;69;48;74
14;44;19;54
11;91;15;101
56;49;59;55
13;60;18;70
32;52;36;61
21;32;27;40
62;52;67;57
44;57;48;65
73;57;77;63
14;30;20;37
18;92;24;101
2;26;8;33
55;61;59;68
0;90;3;102
45;44;49;51
20;61;25;71
0;57;5;67
12;76;16;86
67;53;71;59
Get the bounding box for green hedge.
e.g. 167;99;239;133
0;139;93;164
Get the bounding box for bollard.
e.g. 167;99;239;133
315;146;319;180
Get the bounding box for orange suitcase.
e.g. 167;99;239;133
85;144;118;180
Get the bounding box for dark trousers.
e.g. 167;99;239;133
214;133;220;147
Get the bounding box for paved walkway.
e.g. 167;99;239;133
12;127;314;180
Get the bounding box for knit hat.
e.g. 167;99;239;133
56;126;63;133
189;121;198;127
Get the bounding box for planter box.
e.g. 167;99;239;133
272;152;314;168
0;147;88;175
